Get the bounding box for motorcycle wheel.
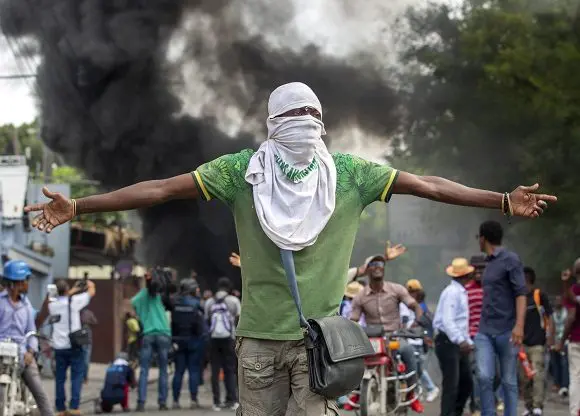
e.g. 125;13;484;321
360;377;381;416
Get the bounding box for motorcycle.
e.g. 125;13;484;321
357;326;426;416
0;331;48;416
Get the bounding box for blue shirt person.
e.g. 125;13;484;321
474;221;527;416
0;260;53;416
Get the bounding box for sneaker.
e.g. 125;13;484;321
136;403;145;412
426;387;440;403
172;402;181;410
559;387;569;397
190;400;201;409
408;394;424;413
212;404;222;411
522;410;531;416
229;402;240;411
532;409;542;415
159;403;169;411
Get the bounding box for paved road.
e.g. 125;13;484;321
43;361;570;415
70;383;570;416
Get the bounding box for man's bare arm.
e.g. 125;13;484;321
392;172;556;218
77;174;198;214
25;174;199;233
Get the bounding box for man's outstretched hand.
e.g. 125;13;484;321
510;184;557;218
24;187;74;233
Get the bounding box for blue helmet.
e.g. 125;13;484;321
3;260;31;281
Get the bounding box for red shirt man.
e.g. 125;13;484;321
465;255;486;338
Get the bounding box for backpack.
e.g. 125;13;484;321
209;298;233;339
533;289;550;330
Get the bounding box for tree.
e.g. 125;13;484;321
399;0;580;280
0;121;43;168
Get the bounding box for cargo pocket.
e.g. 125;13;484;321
235;337;243;356
297;350;309;373
324;399;340;416
241;355;275;390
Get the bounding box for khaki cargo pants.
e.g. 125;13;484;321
520;345;545;411
235;337;340;416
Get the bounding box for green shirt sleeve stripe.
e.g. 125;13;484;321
380;169;399;202
192;170;212;201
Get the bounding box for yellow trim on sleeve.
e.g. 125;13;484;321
380;169;398;202
193;170;211;201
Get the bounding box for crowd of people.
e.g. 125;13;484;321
338;220;578;416
122;270;241;412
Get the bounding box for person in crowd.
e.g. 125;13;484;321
550;295;569;397
124;311;141;368
351;255;425;413
557;263;580;416
0;260;53;416
466;254;485;415
475;221;527;416
49;278;96;416
400;279;440;403
97;352;136;413
521;267;553;416
346;242;408;286
169;278;206;409
204;277;240;411
24;81;555;416
340;281;365;323
80;307;98;384
433;258;474;416
131;269;172;412
466;254;504;416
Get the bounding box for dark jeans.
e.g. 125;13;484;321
172;337;205;402
398;341;419;387
82;343;92;381
54;348;85;411
139;334;171;406
210;338;237;405
435;333;473;416
550;348;569;388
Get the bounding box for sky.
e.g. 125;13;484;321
0;36;39;125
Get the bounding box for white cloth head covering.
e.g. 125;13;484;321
245;82;337;251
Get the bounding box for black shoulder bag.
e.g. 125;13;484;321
68;296;90;348
280;249;374;399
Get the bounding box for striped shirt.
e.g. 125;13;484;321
465;280;483;338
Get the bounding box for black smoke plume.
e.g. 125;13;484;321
0;0;400;288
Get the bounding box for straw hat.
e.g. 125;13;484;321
345;281;364;298
406;279;423;291
446;257;475;278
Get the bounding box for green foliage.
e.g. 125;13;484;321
400;0;580;280
0;120;43;169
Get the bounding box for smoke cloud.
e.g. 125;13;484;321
0;0;403;287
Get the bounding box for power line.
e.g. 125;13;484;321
0;74;36;79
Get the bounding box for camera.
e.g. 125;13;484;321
148;267;173;296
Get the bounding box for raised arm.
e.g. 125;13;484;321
393;172;556;218
24;173;199;233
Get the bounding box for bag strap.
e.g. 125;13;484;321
68;296;72;334
280;249;317;341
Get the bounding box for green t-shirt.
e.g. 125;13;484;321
192;149;398;340
131;288;171;336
